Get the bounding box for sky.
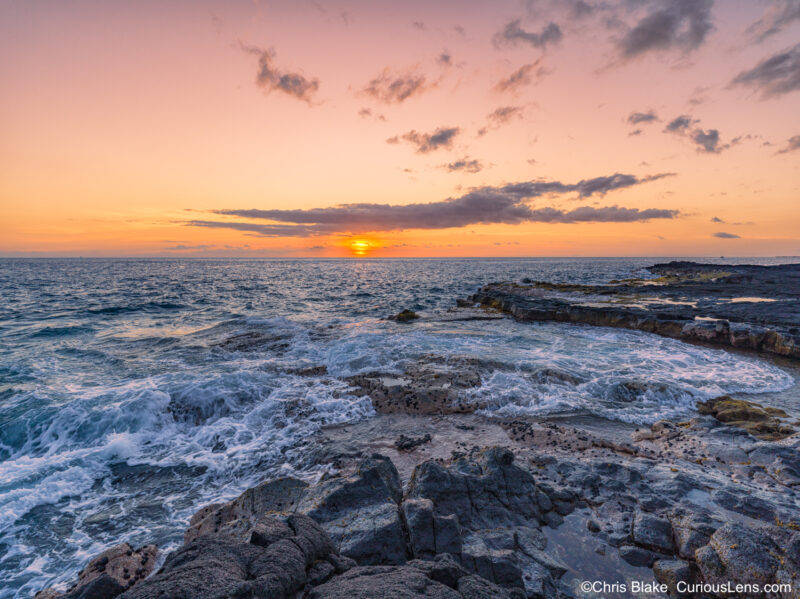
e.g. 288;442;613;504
1;0;799;257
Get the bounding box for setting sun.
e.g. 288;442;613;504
349;239;376;257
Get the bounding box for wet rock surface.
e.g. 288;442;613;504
697;395;796;440
40;405;800;598
470;261;800;360
346;355;489;415
34;544;157;599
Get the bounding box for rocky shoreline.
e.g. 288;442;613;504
34;262;800;599
36;406;800;599
469;261;800;360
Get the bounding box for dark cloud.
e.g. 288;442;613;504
438;52;453;66
494;61;548;92
629;129;642;136
412;21;426;30
240;44;319;103
441;157;484;173
664;115;728;153
616;0;714;59
730;42;800;99
711;216;724;223
692;128;722;153
627;110;658;125
746;1;800;43
188;172;676;236
488;106;524;126
570;0;597;19
495;20;563;50
713;232;740;239
387;127;460;153
358;107;386;121
777;135;800;154
362;68;430;103
665;115;694;132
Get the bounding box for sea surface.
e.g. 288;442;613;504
0;257;797;597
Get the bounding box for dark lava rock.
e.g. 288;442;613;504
632;512;674;554
697;523;781;586
652;559;693;594
396;434;433;451
289;365;328;376
120;514;337;599
299;454;407;565
346;356;486;415
35;543;158;599
469;261;800;360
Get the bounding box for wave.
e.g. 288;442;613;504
86;301;186;315
29;325;95;338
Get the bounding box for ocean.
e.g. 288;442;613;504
0;257;796;597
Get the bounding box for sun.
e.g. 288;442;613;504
348;239;375;257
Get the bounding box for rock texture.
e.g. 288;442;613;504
346;355;488;415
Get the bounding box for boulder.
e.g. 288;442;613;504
632;512;674;554
697;396;795;440
120;514;340;599
299;454;407;565
652;559;693;595
695;523;786;588
36;543;158;599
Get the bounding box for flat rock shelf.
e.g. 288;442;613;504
469;261;800;360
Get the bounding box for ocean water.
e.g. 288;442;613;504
0;257;796;597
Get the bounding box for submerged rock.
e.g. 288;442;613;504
390;309;421;322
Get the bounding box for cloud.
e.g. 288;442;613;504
711;216;724;223
713;232;740;239
665;115;728;153
494;20;563;50
776;134;800;154
358;107;386;121
627;110;658;125
362;68;430;103
730;42;800;99
665;115;694;132
240;44;319;103
441;157;484;173
488;106;524;126
165;244;214;251
616;0;714;60
692;128;722;153
494;61;549;92
187;172;676;236
437;52;452;66
746;0;800;43
387;127;460;153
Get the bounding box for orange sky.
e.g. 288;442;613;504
1;0;798;257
